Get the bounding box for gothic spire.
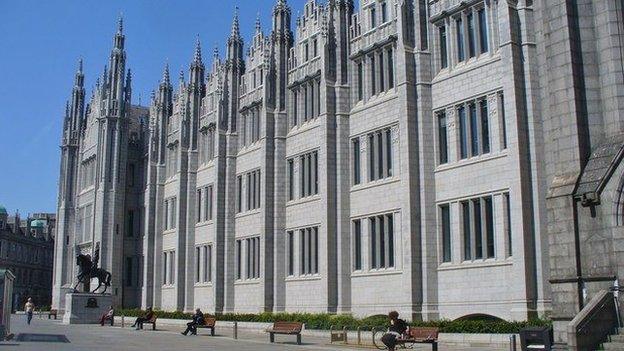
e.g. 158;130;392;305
255;12;262;33
74;58;85;87
161;62;170;85
230;6;241;40
193;35;202;64
117;15;123;34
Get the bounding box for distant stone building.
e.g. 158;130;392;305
0;206;55;310
51;1;624;348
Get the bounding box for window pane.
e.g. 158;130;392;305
387;214;394;268
288;231;294;276
386;129;393;176
478;8;488;53
438;112;448;164
505;193;512;256
462;202;471;260
353;139;361;185
473;199;483;259
458;106;468;159
469;103;479;156
468;12;476;58
485;196;495;258
370;217;377;268
439;25;448;69
456;17;464;61
481;100;490;154
441;205;451;262
354;220;362;270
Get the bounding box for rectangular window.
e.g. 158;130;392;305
440;204;451;263
292;90;298;127
353;219;362;270
287;231;294;276
163;252;168;285
237;176;242;213
458;106;468;159
352;138;361;185
357;62;363;101
370;7;376;28
467;12;476;58
381;2;387;22
297;226;319;275
202;245;210;282
456;17;464;62
305;43;309;61
387;49;394;88
236;240;242;279
480;99;490;154
462;201;471;260
369;213;394;269
196;189;202;223
498;92;507;149
206;185;213;220
504;193;512;256
438;112;448;164
473;198;483;259
379;51;385;92
169;251;175;284
313;39;318;57
195;247;201;283
371;55;377;95
439;25;448;69
485;196;495;258
367;127;393;181
469;103;479;156
288;159;294;200
478;8;488;53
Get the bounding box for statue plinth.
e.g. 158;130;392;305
62;292;112;324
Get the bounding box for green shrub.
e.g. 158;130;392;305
115;308;551;334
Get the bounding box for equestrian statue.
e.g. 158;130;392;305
73;243;112;294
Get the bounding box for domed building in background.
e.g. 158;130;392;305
0;205;55;311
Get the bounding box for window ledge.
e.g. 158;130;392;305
351;269;402;278
437;259;512;272
351;176;400;193
238;142;263;157
433;52;501;83
434;150;508;173
163;229;177;235
350;90;398;114
234;279;261;286
285;275;322;282
194;282;213;287
195;220;214;228
286;195;321;207
197;161;215;172
235;209;262;219
287;118;321;137
161;285;175;289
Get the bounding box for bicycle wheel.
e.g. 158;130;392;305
372;329;389;350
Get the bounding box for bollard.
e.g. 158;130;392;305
509;334;517;351
357;327;361;345
121;315;125;328
233;321;238;339
343;326;348;344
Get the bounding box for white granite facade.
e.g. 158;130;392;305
53;0;553;322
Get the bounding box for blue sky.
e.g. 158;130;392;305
0;0;315;216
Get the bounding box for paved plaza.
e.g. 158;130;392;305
0;314;506;351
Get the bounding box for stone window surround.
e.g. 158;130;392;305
286;148;320;202
436;190;512;267
433;91;504;168
288;72;322;129
285;224;321;280
235;235;261;282
350;210;400;275
194;243;213;285
431;0;500;75
351;124;399;188
351;39;396;105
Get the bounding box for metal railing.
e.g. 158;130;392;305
570;290;619;350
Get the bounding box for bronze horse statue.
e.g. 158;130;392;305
73;245;112;294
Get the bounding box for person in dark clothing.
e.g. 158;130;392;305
381;311;409;351
131;307;154;330
181;308;205;336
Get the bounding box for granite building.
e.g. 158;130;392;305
0;206;55;310
51;1;624;346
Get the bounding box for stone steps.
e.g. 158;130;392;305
612;335;624;343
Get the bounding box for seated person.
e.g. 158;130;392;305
381;311;408;351
131;307;154;330
181;308;205;336
100;305;114;326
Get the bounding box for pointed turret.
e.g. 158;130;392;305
224;7;244;131
255;13;262;34
162;62;171;86
193;35;202;65
230;6;241;41
107;17;127;111
190;36;205;89
125;68;132;103
271;0;293;110
114;15;125;50
68;58;86;135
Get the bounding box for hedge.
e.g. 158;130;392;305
117;309;551;334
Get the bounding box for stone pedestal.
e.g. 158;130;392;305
62;292;112;324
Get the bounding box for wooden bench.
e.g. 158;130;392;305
396;327;439;351
47;310;58;320
195;317;216;336
140;315;157;330
266;321;303;345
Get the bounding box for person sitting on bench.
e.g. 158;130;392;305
181;308;205;336
381;311;409;351
131;307;154;330
100;306;114;326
